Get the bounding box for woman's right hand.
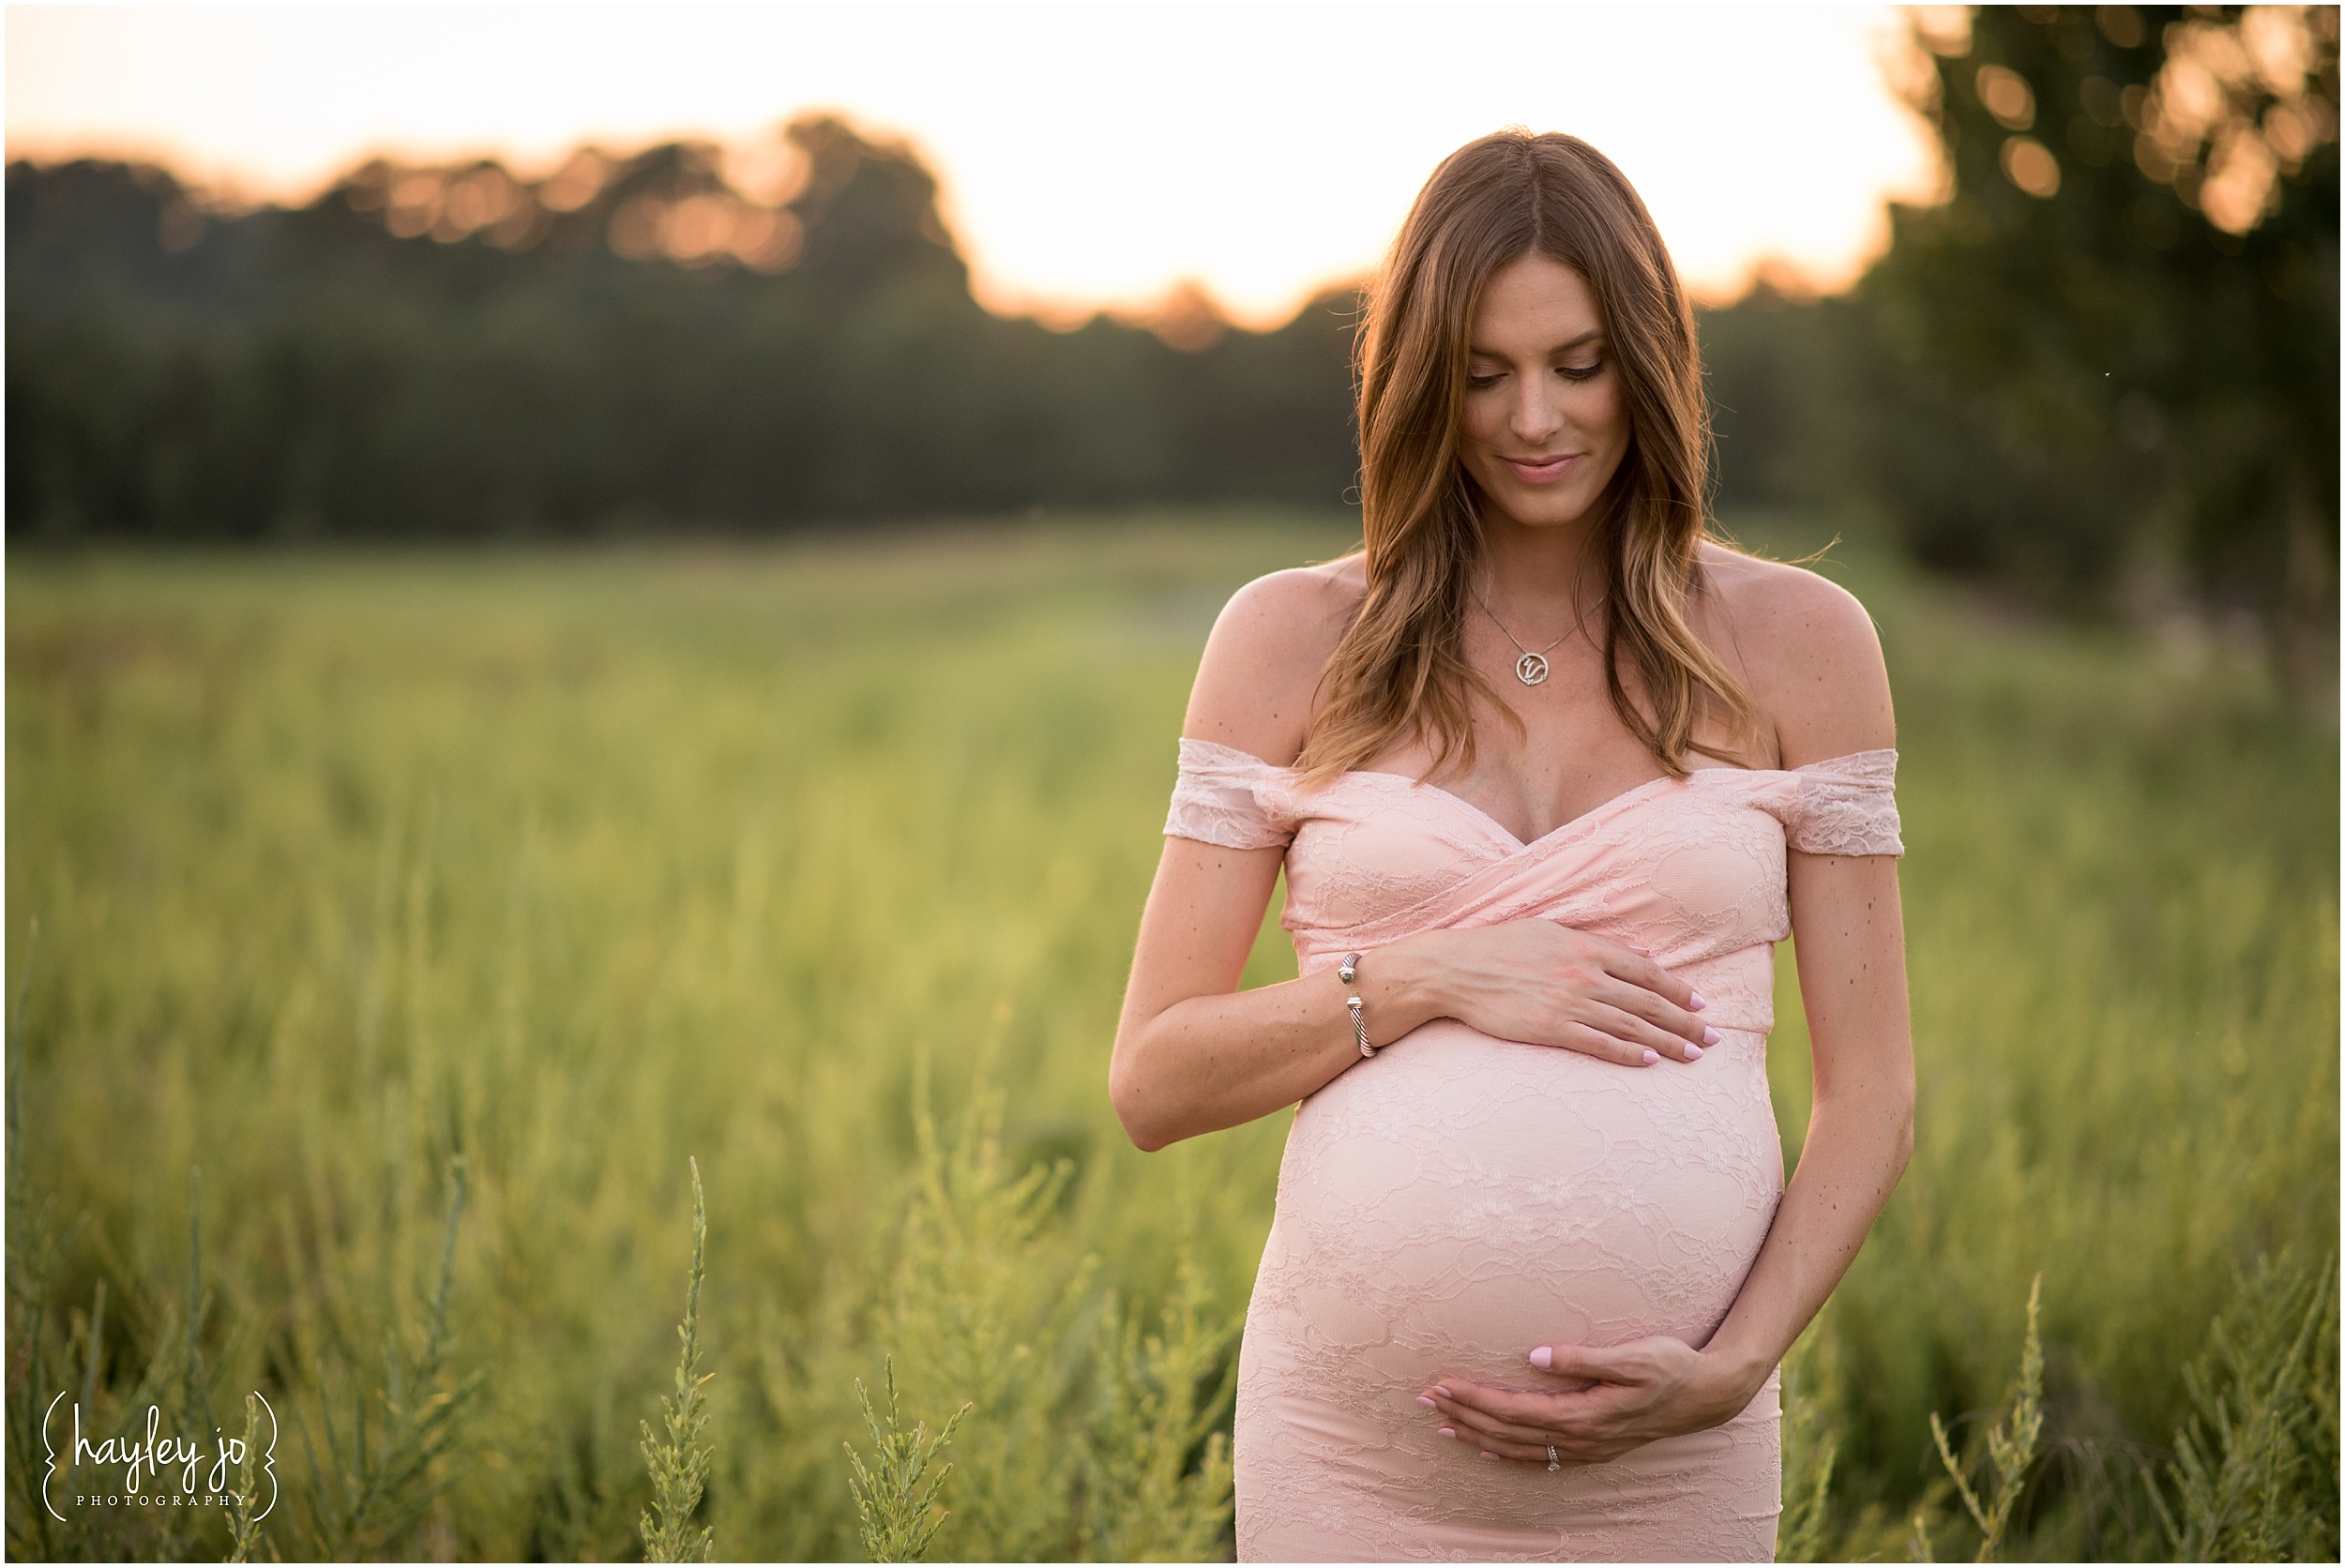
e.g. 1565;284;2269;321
1394;921;1718;1066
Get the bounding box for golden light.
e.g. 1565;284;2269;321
6;6;1947;324
2263;100;2314;158
2201;121;2283;233
725;207;803;274
1975;65;2037;130
539;149;612;213
2126;7;2339;231
663;194;736;264
386;172;441;238
2001;136;2063;199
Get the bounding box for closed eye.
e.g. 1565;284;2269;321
1470;359;1600;389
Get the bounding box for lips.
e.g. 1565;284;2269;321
1503;453;1582;483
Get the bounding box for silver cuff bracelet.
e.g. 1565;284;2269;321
1339;952;1373;1057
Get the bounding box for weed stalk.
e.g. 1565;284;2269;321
225;1391;267;1564
640;1155;716;1563
1923;1274;2044;1562
843;1356;968;1565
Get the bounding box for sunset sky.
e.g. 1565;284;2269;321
7;5;1949;325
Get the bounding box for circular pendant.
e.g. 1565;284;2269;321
1515;652;1549;686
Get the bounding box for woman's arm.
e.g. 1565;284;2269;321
1111;565;1716;1153
1422;560;1914;1461
1112;838;1444;1152
1681;556;1915;1395
1701;850;1914;1383
1113;843;1720;1150
1112;564;1415;1153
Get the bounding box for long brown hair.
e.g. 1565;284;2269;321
1295;129;1756;784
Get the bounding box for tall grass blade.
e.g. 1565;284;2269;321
290;1154;477;1560
1080;1246;1238;1562
1776;1329;1841;1564
2150;1249;2340;1561
1922;1274;2044;1561
224;1391;267;1565
843;1357;969;1564
639;1156;716;1564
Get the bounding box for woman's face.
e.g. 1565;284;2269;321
1458;253;1630;535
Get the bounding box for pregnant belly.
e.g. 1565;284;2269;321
1248;1018;1785;1408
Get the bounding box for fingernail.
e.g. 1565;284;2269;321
1417;1395;1438;1409
1529;1346;1553;1369
1480;1450;1501;1461
1431;1386;1452;1398
1688;990;1708;1011
1702;1026;1721;1046
1641;1048;1659;1065
1438;1426;1457;1439
1683;1043;1703;1061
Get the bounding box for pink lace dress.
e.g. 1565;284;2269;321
1163;739;1903;1562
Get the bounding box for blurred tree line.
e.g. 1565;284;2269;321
7;115;1358;537
8;7;2336;665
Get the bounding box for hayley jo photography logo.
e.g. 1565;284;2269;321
40;1391;279;1521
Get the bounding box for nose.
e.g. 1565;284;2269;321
1510;371;1565;446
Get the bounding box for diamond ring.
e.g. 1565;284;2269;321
1547;1444;1560;1472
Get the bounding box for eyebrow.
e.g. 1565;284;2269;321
1468;331;1606;358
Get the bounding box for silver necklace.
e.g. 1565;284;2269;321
1473;586;1597;686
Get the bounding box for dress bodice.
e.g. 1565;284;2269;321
1165;738;1902;1010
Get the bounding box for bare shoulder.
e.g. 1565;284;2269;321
1696;542;1895;768
1181;555;1368;766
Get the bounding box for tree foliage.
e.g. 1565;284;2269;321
1864;5;2337;644
6;115;1359;540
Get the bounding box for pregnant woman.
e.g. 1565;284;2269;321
1110;130;1914;1561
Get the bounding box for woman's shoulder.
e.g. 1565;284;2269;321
1180;556;1368;767
1695;541;1895;767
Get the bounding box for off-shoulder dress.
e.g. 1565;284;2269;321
1162;741;1904;1562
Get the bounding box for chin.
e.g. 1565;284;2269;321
1490;485;1604;532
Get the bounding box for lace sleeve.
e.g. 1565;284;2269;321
1164;738;1295;851
1788;749;1904;857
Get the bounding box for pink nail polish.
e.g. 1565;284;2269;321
1529;1346;1553;1369
1641;1048;1659;1065
1683;1043;1703;1061
1480;1450;1501;1461
1417;1396;1438;1409
1430;1386;1453;1398
1438;1426;1457;1439
1702;1026;1721;1046
1688;990;1708;1011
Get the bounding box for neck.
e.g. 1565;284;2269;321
1475;505;1607;619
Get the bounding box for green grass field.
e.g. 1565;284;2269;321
6;513;2336;1561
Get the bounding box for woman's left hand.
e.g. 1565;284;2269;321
1417;1336;1763;1465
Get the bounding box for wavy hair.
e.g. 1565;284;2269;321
1295;129;1756;784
